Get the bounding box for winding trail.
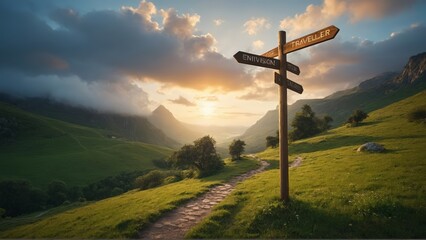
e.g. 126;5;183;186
139;159;270;239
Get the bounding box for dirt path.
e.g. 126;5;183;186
138;159;270;239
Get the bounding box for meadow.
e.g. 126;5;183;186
187;91;426;238
0;102;172;187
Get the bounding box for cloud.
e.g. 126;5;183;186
168;96;196;106
0;71;151;115
238;69;277;101
280;0;417;36
294;24;426;95
252;40;265;50
0;1;255;115
346;0;417;22
213;19;224;26
244;18;270;35
196;96;218;101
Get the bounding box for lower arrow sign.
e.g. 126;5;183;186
274;72;303;94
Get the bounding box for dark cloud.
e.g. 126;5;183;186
0;1;252;89
168;96;195;106
0;1;253;115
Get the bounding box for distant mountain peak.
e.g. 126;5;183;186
152;105;174;118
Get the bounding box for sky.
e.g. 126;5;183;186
1;0;426;127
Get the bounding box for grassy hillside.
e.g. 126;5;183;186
0;158;259;238
187;91;426;238
0;102;172;187
240;77;426;153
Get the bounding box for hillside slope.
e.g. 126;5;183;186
0;95;179;148
240;52;426;153
0;102;172;187
187;91;426;238
0;158;259;238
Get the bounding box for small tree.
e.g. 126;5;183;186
318;115;333;131
347;109;368;126
290;105;321;141
167;136;223;177
193;136;224;176
266;131;279;148
229;139;246;161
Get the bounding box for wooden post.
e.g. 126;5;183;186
278;31;289;202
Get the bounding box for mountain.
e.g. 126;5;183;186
240;52;426;153
148;105;202;144
0;95;179;148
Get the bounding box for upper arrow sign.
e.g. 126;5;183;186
233;51;280;70
261;25;340;57
234;51;300;75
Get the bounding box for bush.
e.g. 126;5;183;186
266;131;279;148
152;158;169;168
0;208;5;218
346;109;368;126
407;107;426;123
134;170;165;190
0;180;47;217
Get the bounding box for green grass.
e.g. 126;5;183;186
0;157;259;238
0;102;173;187
186;91;426;238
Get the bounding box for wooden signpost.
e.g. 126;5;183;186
234;25;339;202
234;51;300;75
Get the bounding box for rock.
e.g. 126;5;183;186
357;142;385;152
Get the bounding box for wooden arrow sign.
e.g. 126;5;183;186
286;62;300;75
274;72;303;94
233;51;280;70
262;25;340;57
233;51;300;75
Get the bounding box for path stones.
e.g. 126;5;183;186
139;158;270;239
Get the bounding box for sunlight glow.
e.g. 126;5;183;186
200;102;215;117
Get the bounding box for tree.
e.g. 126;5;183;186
47;180;69;206
266;131;279;148
346;109;368;126
290;105;333;141
290;105;321;141
318;115;333;131
168;136;224;177
193;136;224;176
229;139;246;160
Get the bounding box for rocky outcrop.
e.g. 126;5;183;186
357;142;385;152
393;52;426;85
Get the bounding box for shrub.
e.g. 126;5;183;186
266;131;279;148
346;109;368;126
407;107;426;123
134;170;165;190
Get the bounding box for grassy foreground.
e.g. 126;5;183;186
0;157;259;238
0;102;172;187
187;91;426;238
